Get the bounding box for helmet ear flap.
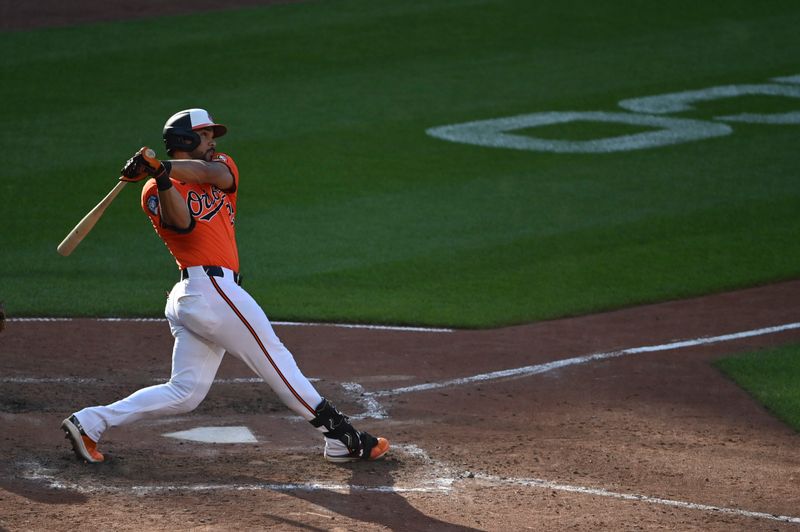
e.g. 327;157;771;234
163;109;202;156
163;130;201;156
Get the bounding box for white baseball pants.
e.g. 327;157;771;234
74;266;323;442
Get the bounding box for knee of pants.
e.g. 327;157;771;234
168;377;210;414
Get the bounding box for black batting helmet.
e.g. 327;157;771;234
163;108;227;155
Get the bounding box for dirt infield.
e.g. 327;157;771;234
4;4;800;530
1;280;800;530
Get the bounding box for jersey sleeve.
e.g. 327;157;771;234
213;152;239;197
141;179;161;223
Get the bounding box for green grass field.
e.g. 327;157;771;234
715;344;800;431
2;0;799;326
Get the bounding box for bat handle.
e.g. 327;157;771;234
141;147;160;167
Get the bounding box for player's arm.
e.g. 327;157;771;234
167;160;235;191
157;182;192;231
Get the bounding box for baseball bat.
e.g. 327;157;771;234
56;148;156;257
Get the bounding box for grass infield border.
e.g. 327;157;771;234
714;343;800;432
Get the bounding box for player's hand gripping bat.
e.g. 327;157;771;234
56;148;157;257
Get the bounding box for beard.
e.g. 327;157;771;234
191;146;216;161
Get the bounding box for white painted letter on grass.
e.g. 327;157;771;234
618;83;800;124
426;111;731;153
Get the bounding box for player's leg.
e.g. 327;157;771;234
64;323;224;461
200;274;389;461
199;278;322;418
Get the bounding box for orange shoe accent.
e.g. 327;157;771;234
369;437;390;461
61;416;104;463
81;434;105;463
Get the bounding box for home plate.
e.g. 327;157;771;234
163;426;258;444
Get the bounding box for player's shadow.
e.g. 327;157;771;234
0;475;87;505
282;458;478;531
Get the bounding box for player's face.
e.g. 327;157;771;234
191;128;217;162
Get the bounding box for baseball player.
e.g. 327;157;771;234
61;108;389;464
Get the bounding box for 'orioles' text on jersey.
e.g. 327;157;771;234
141;153;240;272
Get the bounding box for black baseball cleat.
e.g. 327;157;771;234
311;398;390;463
61;415;104;463
324;432;390;463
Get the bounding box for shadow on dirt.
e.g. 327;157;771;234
0;475;87;505
281;458;477;531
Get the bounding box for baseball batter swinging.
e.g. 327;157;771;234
61;108;389;464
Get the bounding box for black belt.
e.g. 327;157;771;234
180;266;241;286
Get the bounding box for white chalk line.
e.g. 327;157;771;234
7;317;452;333
341;382;388;419
1;377;101;384
0;376;317;385
274;321;453;333
369;321;800;397
6;317;74;322
471;474;800;524
19;444;452;496
25;474;448;496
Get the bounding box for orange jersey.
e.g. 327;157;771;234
141;153;240;272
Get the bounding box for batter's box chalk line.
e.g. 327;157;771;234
17;443;800;525
18;444;452;496
342;382;388;419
